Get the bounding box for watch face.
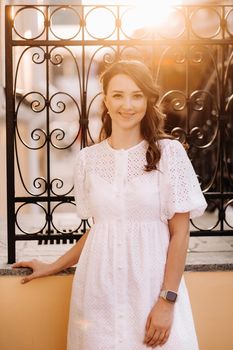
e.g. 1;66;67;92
167;291;177;302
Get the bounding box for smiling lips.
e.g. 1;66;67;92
119;112;135;118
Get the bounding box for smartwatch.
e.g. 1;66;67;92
159;290;178;303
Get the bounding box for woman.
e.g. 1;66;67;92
13;60;207;349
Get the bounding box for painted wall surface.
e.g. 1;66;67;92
0;271;233;350
185;271;233;350
0;275;73;350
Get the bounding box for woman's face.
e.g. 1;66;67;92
104;73;147;133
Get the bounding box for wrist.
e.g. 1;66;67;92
157;297;175;308
49;262;61;275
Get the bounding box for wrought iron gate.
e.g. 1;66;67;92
5;4;233;263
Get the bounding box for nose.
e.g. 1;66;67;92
122;96;133;110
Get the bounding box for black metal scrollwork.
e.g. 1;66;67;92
5;3;233;263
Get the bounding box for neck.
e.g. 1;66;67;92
108;130;144;150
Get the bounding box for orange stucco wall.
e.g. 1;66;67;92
0;271;233;350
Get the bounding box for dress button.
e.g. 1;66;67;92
118;266;123;270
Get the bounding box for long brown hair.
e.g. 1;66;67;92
99;60;173;171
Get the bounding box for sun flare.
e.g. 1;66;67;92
133;0;183;29
82;0;183;39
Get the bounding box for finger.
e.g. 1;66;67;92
143;316;151;343
147;329;160;346
151;330;166;347
159;329;170;345
12;261;33;269
144;327;156;345
12;261;25;268
145;315;151;331
21;273;36;284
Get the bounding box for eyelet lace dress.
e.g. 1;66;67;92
67;138;207;350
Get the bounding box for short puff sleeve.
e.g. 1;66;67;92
73;148;91;220
159;139;207;222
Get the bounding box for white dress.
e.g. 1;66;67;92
67;138;207;350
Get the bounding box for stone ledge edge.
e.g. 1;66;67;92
1;264;233;276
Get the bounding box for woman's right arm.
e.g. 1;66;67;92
12;229;90;284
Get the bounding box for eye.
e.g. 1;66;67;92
133;94;144;99
112;93;122;98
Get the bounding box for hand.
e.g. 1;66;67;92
143;298;174;348
12;259;54;284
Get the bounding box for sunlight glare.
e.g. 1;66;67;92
82;0;184;39
11;7;14;20
24;30;32;39
134;0;183;29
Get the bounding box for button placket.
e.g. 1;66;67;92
114;150;128;348
115;231;127;347
114;151;127;221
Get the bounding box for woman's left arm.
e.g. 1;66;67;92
162;211;190;292
143;211;190;348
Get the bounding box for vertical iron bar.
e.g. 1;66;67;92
5;6;16;263
186;48;190;137
116;5;120;59
80;5;86;233
219;43;226;232
219;5;225;232
81;5;87;148
186;6;190;139
45;6;51;236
